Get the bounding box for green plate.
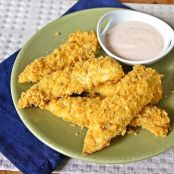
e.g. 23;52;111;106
11;8;174;163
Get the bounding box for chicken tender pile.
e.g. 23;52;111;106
18;56;124;108
18;31;100;83
18;31;170;155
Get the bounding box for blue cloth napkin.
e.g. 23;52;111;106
0;0;128;173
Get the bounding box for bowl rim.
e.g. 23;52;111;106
96;9;174;65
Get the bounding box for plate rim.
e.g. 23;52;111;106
11;7;174;164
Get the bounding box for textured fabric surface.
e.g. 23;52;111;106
0;50;65;174
64;0;128;14
0;0;174;173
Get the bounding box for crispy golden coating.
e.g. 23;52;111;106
95;66;163;104
18;56;124;108
44;97;170;138
18;31;100;83
130;106;170;137
44;96;101;128
83;65;162;155
67;31;100;55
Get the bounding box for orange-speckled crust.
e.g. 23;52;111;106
83;65;162;155
18;56;124;108
95;65;163;104
18;31;100;83
130;106;170;137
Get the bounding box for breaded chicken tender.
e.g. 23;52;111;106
44;97;170;137
44;96;101;128
95;67;163;104
83;65;162;155
18;31;100;83
18;56;124;108
130;106;170;137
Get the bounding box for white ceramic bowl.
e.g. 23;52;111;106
97;9;174;65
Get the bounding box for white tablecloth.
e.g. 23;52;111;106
0;0;174;173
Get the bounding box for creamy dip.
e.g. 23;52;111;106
105;21;164;61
